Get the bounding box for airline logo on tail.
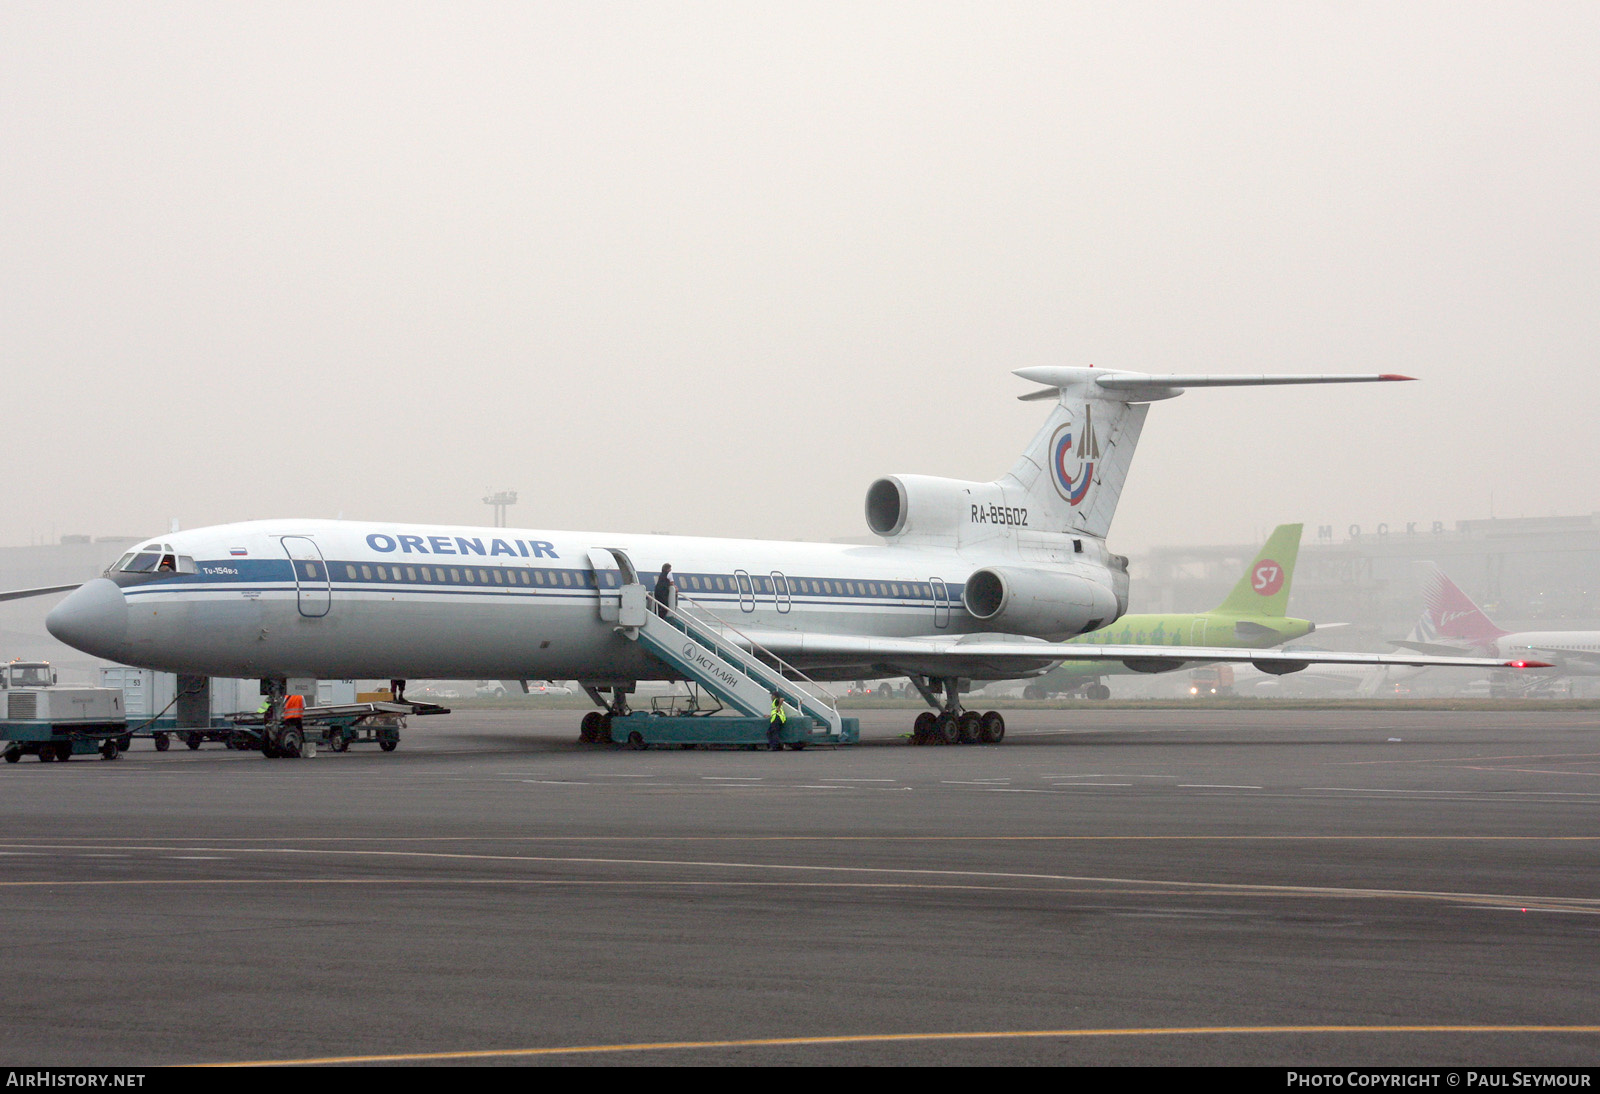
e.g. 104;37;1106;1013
1049;406;1100;506
1251;560;1285;597
1422;567;1509;649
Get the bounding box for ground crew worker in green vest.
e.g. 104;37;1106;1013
768;690;787;751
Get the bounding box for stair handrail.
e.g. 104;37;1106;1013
649;593;840;727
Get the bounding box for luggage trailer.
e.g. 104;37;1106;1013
226;700;451;756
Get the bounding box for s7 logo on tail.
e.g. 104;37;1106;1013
1252;561;1284;595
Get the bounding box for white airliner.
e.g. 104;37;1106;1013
1393;565;1600;684
28;367;1542;754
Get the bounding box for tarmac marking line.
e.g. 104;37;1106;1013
197;1024;1600;1066
1337;751;1600;767
4;845;1597;912
1303;788;1466;794
9;835;1600;845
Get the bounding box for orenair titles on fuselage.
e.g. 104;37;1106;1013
365;533;559;559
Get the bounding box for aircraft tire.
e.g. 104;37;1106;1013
1090;684;1111;701
279;727;303;759
957;711;982;744
579;711;601;743
979;711;1005;744
912;711;936;745
1023;685;1043;700
598;713;615;745
933;713;959;745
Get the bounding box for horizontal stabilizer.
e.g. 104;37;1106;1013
1015;367;1414;403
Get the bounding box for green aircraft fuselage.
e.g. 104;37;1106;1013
1036;522;1310;691
1044;611;1316;683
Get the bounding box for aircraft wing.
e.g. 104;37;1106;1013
743;630;1549;680
1517;647;1600;671
1389;639;1477;658
0;584;81;604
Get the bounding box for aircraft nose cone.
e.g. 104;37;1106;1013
46;578;128;657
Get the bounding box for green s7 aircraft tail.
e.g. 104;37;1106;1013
1213;522;1302;618
1026;523;1311;698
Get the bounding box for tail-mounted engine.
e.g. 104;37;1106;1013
866;475;1030;544
961;566;1121;640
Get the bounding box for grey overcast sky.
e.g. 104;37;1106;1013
3;2;1596;553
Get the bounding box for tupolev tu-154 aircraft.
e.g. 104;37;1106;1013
29;367;1544;754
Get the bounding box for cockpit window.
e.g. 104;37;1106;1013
111;543;193;575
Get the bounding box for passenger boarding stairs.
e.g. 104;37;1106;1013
615;583;844;739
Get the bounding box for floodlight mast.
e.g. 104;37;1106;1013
482;491;518;528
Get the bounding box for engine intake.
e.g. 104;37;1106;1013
961;566;1120;640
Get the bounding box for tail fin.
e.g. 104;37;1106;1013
1005;368;1413;540
1214;524;1303;616
1003;387;1149;538
1419;564;1508;650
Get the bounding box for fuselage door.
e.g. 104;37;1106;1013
281;536;331;619
931;577;951;629
734;570;755;613
586;548;626;622
770;571;791;614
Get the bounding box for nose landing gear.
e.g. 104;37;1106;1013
578;684;631;744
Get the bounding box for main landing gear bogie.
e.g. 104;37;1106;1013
911;709;1005;746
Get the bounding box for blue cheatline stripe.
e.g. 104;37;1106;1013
123;559;966;611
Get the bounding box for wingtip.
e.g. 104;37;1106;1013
1505;660;1554;669
1379;373;1418;381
